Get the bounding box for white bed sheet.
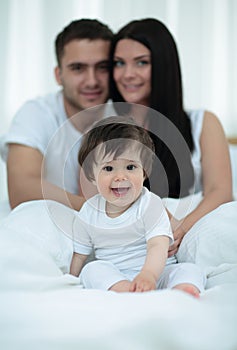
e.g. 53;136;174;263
0;199;237;350
1;285;237;350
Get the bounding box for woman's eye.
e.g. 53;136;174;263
114;60;124;67
137;60;150;66
127;164;136;170
103;166;113;172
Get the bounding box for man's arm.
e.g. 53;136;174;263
7;144;85;210
70;252;88;277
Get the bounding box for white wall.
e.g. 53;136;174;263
1;0;237;135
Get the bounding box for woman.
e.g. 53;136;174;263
109;18;233;255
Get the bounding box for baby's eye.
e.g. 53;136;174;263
102;166;113;172
127;164;136;170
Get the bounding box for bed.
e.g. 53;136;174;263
0;143;237;350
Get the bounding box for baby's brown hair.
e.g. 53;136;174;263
78;116;155;181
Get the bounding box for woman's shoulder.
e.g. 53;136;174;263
187;109;223;137
188;109;220;125
202;110;222;125
201;110;226;140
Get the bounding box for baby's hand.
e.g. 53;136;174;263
129;270;156;292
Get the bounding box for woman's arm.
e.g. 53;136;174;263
130;235;170;292
168;111;233;256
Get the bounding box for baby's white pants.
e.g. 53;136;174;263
80;260;206;292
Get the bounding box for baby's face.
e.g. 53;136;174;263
93;149;145;216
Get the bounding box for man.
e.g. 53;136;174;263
0;19;114;210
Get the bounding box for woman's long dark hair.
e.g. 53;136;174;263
109;18;194;198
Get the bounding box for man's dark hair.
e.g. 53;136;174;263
55;19;113;66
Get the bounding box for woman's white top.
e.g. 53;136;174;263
188;109;205;193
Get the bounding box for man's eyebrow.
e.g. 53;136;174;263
67;60;109;68
67;62;85;68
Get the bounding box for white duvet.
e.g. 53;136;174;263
0;198;237;350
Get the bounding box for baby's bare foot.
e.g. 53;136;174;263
173;283;200;298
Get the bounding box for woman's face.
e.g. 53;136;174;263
113;39;151;106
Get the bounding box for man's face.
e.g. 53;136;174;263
55;39;110;117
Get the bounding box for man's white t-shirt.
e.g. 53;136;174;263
0;91;115;194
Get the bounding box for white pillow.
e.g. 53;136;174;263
176;201;237;272
0;199;11;221
229;144;237;197
162;192;203;220
0;200;75;273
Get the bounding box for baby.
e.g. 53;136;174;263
70;116;205;297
